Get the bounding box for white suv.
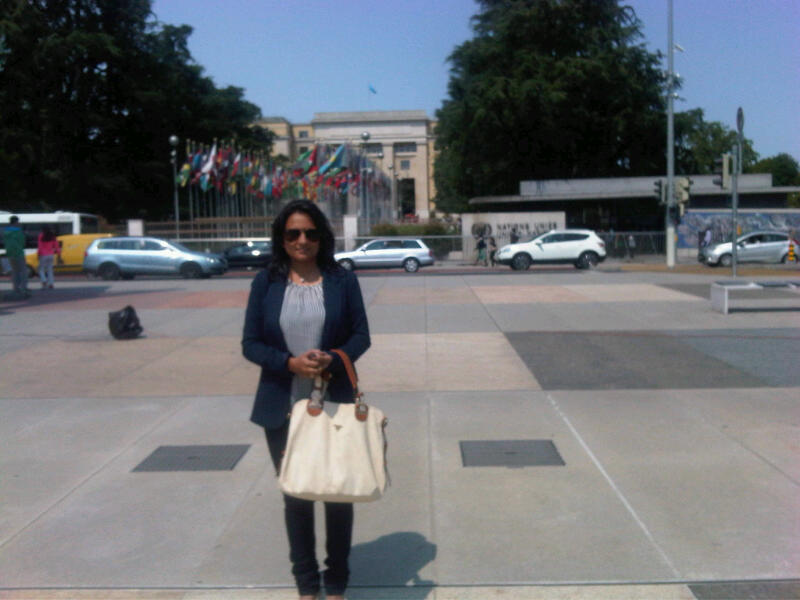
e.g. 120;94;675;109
496;229;606;270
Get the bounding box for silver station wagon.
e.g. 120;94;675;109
83;236;227;279
335;238;435;273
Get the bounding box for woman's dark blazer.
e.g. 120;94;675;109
242;267;371;429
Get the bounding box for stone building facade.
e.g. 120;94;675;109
256;110;437;220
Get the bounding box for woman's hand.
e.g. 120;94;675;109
288;350;331;378
313;351;333;371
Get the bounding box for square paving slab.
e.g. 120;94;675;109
505;330;769;390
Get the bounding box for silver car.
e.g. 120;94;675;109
699;230;799;267
335;238;434;273
83;236;228;279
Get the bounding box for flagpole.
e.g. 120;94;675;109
186;139;193;238
169;135;179;240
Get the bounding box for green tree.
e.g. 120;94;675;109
0;0;271;220
674;108;757;175
747;153;800;186
434;0;667;213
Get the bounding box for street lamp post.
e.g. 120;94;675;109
387;164;396;223
360;131;370;233
731;107;744;278
665;0;675;268
376;150;384;223
169;135;179;240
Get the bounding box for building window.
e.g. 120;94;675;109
299;146;309;154
394;142;417;153
298;130;309;138
365;143;383;155
400;159;411;170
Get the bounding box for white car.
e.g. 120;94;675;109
335;238;434;273
496;229;607;270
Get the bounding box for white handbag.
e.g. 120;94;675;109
278;349;389;502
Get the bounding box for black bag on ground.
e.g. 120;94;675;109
108;305;143;340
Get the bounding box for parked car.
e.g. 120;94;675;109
83;236;227;279
25;233;112;278
699;230;799;267
223;240;272;269
335;238;434;273
495;229;607;270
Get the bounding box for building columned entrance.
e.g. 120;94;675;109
398;178;416;219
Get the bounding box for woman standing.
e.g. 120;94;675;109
242;199;370;600
37;226;61;289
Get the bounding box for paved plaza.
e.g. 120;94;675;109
1;264;799;599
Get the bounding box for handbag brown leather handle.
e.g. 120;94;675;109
330;348;368;421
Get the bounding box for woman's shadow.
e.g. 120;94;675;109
347;531;436;599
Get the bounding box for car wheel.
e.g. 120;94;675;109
98;262;121;280
403;257;420;273
180;262;203;278
719;253;732;267
781;253;789;264
338;259;355;271
577;251;599;269
511;253;531;270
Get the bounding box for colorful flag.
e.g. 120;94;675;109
231;153;241;177
201;144;216;174
318;144;345;175
179;162;191;187
296;145;317;174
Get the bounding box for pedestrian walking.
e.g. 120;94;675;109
488;236;497;267
242;199;370;600
2;215;30;297
510;227;520;244
476;235;487;266
626;234;636;260
37;226;61;289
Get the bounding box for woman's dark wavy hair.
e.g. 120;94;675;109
40;225;56;242
268;199;340;280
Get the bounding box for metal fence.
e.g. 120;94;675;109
598;231;666;258
170;231;667;264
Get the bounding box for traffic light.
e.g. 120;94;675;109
676;177;692;205
653;179;665;204
713;154;732;188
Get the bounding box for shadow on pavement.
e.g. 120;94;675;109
0;285;185;312
349;531;436;596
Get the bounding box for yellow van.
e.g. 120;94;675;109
26;233;112;277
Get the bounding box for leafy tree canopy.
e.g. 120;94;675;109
674;108;757;175
0;0;272;220
434;0;667;213
747;152;800;186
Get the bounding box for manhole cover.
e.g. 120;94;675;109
460;440;565;467
133;445;250;472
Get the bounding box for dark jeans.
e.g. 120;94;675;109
265;423;353;596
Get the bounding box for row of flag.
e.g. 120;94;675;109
177;140;388;203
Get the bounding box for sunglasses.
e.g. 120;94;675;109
284;228;321;242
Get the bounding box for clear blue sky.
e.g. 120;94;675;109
151;0;800;164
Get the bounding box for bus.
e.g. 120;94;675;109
1;211;100;242
1;211;103;274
